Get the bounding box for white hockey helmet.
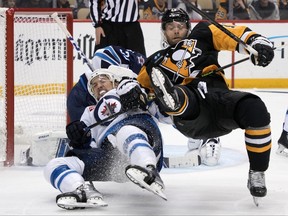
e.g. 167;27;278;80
87;65;137;100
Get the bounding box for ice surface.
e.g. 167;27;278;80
1;89;288;215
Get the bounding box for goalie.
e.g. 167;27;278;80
43;65;170;209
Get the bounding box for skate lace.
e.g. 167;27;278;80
250;171;265;187
82;183;103;200
205;139;221;158
146;165;165;189
74;185;87;202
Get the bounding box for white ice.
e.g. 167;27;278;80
1;89;288;215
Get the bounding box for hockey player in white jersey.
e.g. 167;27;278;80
277;108;288;157
19;45;146;166
44;65;168;210
67;45;146;122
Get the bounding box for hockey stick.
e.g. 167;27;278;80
203;37;288;76
85;110;125;130
51;12;95;72
201;56;250;77
183;0;258;56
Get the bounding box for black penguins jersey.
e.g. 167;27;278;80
138;21;259;90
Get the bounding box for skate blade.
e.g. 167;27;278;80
57;197;108;209
253;196;260;207
126;167;167;201
151;68;175;110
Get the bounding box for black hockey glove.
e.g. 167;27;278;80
249;36;274;67
66;120;91;148
117;78;148;112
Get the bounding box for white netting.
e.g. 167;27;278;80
0;10;70;164
14;13;68;144
0;8;8;162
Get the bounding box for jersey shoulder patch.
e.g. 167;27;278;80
94;92;122;125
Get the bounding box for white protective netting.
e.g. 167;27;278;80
0;8;8;162
0;9;70;164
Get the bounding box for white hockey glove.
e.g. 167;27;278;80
116;78;148;111
249;36;274;67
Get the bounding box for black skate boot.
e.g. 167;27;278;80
150;67;180;112
247;170;267;206
125;164;167;200
56;182;107;210
277;130;288;157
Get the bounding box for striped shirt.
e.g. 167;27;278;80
89;0;140;27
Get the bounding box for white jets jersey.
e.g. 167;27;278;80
80;89;170;148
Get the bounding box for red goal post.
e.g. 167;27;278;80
0;8;73;166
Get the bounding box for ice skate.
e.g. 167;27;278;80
200;138;221;166
125;164;167;200
276;130;288;157
150;67;180;111
247;170;267;207
56;182;107;210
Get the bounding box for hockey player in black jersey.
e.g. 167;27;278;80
160;8;222;167
133;8;274;205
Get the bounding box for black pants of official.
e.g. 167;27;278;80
94;20;146;57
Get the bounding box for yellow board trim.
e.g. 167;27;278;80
1;79;288;97
226;78;288;88
0;83;67;96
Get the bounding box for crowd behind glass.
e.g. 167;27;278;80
0;0;287;20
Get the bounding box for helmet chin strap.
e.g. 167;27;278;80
161;31;170;49
160;29;190;49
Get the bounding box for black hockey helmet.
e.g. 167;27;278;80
161;8;191;31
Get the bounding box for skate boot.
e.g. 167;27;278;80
247;170;267;206
276;130;288;157
150;67;180;112
200;138;221;166
125;164;167;200
56;182;107;210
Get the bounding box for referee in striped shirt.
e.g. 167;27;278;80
89;0;146;57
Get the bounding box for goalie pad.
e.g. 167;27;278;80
163;150;201;168
28;131;70;166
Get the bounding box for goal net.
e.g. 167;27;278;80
0;8;73;166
